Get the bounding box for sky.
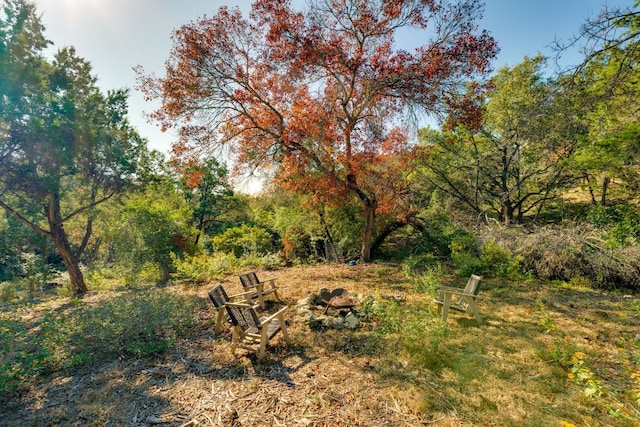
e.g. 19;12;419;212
32;0;631;157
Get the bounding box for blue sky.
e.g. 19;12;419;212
33;0;631;155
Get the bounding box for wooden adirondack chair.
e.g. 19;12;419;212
434;274;483;324
223;302;291;357
238;271;281;309
207;284;256;334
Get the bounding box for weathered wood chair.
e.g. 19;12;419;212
434;274;483;324
224;302;291;357
207;284;256;334
238;271;281;309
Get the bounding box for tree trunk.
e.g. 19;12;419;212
360;203;376;262
601;176;610;206
48;194;88;295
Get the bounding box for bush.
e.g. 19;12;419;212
479;240;522;279
0;290;197;395
211;224;275;257
172;252;240;284
588;204;640;247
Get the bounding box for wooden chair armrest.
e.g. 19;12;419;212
228;289;257;299
438;287;476;296
260;306;289;324
259;278;277;287
438;286;463;293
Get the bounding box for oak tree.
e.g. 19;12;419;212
138;0;497;261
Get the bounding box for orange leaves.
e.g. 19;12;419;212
136;0;497;245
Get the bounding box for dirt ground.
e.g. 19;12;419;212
2;263;639;426
2;264;437;427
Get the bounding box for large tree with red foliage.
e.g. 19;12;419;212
137;0;497;261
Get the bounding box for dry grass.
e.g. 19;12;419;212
1;263;639;426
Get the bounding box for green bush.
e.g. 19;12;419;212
0;290;197;396
0;281;16;303
172;252;240;284
211;224;275;257
412;264;444;294
479;240;522;278
588;204;640;247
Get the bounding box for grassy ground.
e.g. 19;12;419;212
1;263;639;426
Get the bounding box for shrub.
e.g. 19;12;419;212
211;224;275;257
172;252;240;284
0;290;197;395
588;204;640;247
412;264;445;294
0;282;16;303
479;240;522;279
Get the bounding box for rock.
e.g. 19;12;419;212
344;312;359;329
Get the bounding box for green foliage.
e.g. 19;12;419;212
479;240;522;278
172;251;285;285
0;282;16;303
400;313;448;370
0;0;150;293
0;290;197;395
449;233;521;279
172;252;237;284
417;56;582;224
411;264;444;295
588;204;640;247
100;183;195;284
211;224;275;257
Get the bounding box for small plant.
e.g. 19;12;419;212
538;315;557;333
567;351;606;398
172;252;239;284
0;281;16;303
631;369;640;408
413;264;444;294
0;290;198;396
401;319;448;370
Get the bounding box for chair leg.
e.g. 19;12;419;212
278;314;291;345
259;327;268;358
256;285;266;309
465;298;483;324
441;293;452;323
214;310;226;334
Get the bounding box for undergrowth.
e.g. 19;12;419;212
0;290;198;395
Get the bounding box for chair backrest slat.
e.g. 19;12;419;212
208;284;229;309
463;274;482;296
225;304;261;329
239;272;260;289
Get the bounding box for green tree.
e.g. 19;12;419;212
564;1;640;205
0;0;147;294
418;56;584;224
100;181;195;285
174;157;246;245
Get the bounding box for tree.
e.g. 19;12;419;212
417;56;584;224
0;0;147;294
571;49;640;205
100;181;195;286
174;157;243;245
137;0;497;261
560;1;640;205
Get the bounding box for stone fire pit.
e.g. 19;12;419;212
296;287;368;329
